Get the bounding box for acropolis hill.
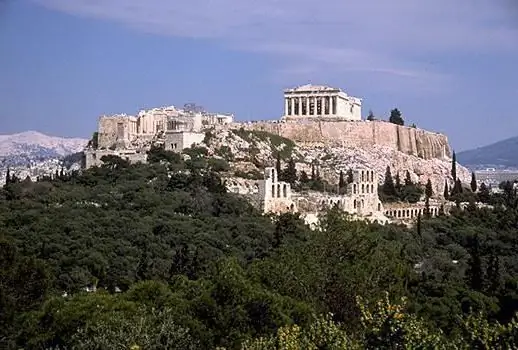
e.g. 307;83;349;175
231;119;450;160
85;84;470;220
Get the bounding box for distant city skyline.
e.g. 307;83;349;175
0;0;517;151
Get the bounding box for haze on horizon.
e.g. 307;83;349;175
0;0;517;151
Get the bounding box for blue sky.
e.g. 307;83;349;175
0;0;517;151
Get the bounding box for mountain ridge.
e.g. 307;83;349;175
457;135;518;169
0;130;88;158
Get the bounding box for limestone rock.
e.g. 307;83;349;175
202;126;469;197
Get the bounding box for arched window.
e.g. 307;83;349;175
277;184;281;198
354;200;357;209
283;184;287;198
361;171;364;182
353;184;357;194
371;184;374;193
362;184;365;193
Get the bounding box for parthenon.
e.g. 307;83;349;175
282;84;362;121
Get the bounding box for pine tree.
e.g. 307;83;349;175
404;170;412;186
367;110;375;121
425;179;433;199
339;170;345;189
471;172;477;192
382;166;397;198
388;108;404;125
451;150;457;180
443;180;449;200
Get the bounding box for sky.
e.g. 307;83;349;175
0;1;517;151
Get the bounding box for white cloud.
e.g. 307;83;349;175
33;0;518;92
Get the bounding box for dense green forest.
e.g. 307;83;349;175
2;147;518;349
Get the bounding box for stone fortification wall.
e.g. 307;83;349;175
224;120;450;160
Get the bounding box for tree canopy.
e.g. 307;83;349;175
2;151;518;349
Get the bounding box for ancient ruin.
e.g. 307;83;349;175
282;84;362;121
84;104;233;168
82;84;470;225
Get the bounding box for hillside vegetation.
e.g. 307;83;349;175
2;146;518;349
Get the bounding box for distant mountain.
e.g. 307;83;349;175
0;131;87;167
457;136;518;169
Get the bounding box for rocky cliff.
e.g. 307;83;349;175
204;125;470;197
225;120;451;160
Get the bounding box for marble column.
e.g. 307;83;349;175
284;98;289;116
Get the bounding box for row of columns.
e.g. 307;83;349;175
386;207;440;219
285;95;337;117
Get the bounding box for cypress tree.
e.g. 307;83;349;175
405;170;412;186
443;180;449;200
299;170;309;183
451;178;463;196
467;235;483;291
478;183;490;203
455;178;463;194
486;253;501;294
339;170;345;189
275;153;282;179
451;150;457;180
424;196;431;218
311;163;316;180
347;168;354;184
395;172;402;197
416;212;422;237
425;179;433;199
382;166;397;198
471;171;477;192
5;167;10;185
284;158;297;185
